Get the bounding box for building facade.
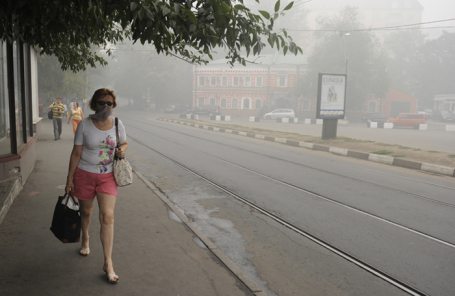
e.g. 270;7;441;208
0;41;41;185
434;94;455;112
192;54;307;117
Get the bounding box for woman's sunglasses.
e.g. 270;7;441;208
97;101;114;106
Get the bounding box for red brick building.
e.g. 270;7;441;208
364;88;418;119
193;53;307;117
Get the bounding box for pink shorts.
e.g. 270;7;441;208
73;167;118;200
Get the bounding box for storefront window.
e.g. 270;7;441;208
13;42;24;147
0;42;11;156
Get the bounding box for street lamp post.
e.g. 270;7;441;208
344;32;350;74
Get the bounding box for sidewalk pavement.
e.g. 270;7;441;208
0;119;257;296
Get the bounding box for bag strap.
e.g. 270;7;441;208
62;192;79;209
114;117;122;160
115;117;119;148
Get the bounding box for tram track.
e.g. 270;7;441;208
124;116;455;209
126;130;430;296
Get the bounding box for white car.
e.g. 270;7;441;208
263;109;295;120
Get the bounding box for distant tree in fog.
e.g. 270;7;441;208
384;30;426;100
294;6;388;112
37;55;87;100
100;42;192;109
416;32;455;109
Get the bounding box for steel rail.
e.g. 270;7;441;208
127;131;429;296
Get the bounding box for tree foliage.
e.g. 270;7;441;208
0;0;302;72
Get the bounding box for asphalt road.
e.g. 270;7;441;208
120;111;455;296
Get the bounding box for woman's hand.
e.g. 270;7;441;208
115;147;126;159
65;178;74;195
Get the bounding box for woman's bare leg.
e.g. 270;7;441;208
78;198;95;255
97;192;118;281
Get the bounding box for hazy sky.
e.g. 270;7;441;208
419;0;455;22
416;0;455;37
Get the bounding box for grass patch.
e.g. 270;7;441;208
392;154;407;158
377;143;395;147
413;148;421;151
371;150;393;155
428;150;440;153
398;145;412;150
448;155;455;158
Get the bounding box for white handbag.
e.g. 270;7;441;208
113;117;133;187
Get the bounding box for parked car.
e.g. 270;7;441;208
432;110;454;122
187;105;221;116
361;113;388;123
164;105;176;113
387;113;425;128
263;109;295;120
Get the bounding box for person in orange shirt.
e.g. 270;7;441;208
68;101;84;134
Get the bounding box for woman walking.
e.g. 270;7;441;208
67;101;84;134
65;88;128;284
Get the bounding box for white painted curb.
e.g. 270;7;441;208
368;154;394;165
421;163;455;176
329;147;348;156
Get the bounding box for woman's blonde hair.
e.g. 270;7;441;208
89;88;117;111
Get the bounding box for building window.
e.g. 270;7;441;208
303;99;310;111
368;101;377;113
221;98;227;109
198;97;204;106
233;76;239;86
244;76;251;87
231;98;238;109
242;98;250;109
256;76;263;87
222;76;228;86
210;76;216;86
198;76;205;86
255;99;262;109
0;41;11;156
210;97;216;105
278;75;287;87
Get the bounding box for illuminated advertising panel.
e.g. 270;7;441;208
316;74;347;119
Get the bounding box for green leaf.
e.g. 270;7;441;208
130;2;138;11
259;10;270;20
234;4;244;10
283;45;288;55
161;6;171;16
283;2;294;11
275;0;280;12
185;9;198;24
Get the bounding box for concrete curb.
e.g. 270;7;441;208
158;118;455;178
134;171;266;296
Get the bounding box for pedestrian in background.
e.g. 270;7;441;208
63;102;68;118
48;97;64;140
65;88;128;284
67;101;84;134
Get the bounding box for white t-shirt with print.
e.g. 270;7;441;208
74;117;127;174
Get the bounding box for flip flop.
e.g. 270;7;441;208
79;248;90;256
106;273;119;284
